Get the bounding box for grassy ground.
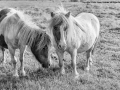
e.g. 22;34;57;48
0;1;120;90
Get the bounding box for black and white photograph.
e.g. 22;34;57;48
0;0;119;90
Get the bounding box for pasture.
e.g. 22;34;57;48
0;1;120;90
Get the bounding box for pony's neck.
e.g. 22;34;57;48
67;16;77;42
30;30;41;47
66;16;84;46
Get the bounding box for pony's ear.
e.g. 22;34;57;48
65;12;70;18
51;12;55;17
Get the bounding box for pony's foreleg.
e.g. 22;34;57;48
19;46;26;76
48;46;53;66
71;49;79;79
8;46;18;77
56;50;65;74
86;48;93;71
2;48;5;63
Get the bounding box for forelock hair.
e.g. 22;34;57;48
49;13;69;29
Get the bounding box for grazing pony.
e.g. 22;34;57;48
0;8;51;77
49;6;100;78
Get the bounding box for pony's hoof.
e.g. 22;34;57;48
21;70;26;76
3;61;6;64
85;67;90;71
61;69;65;75
13;73;19;77
20;67;26;76
75;73;80;79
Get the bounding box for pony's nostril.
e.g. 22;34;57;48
58;44;62;49
49;64;50;67
48;63;50;66
58;44;66;50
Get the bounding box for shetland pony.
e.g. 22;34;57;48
0;8;51;77
49;6;100;78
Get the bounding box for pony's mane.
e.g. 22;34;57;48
14;9;50;51
10;8;39;29
56;6;67;14
0;8;50;51
19;24;50;51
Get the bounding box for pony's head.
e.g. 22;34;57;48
30;32;51;68
49;7;71;51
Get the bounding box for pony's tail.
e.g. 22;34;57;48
92;22;100;55
91;37;99;55
36;32;51;51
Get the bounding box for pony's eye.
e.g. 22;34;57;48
54;26;60;32
54;26;58;30
64;26;68;31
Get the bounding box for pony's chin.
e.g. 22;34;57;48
42;64;50;68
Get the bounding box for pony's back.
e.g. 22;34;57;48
75;13;100;37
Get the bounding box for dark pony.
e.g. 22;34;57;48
0;8;51;77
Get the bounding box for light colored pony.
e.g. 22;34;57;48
0;8;51;77
49;6;100;78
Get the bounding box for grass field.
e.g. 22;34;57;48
0;1;120;90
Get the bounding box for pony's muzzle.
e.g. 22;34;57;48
58;44;67;50
42;63;50;68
